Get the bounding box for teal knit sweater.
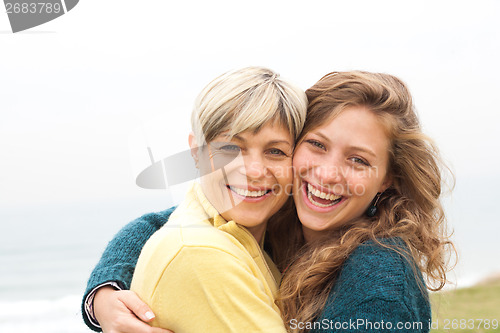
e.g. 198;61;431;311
82;208;430;332
304;239;430;332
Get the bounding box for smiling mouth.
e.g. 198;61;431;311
306;183;342;208
227;185;272;198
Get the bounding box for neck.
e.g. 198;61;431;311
219;210;267;244
246;223;267;244
302;225;322;243
302;225;343;244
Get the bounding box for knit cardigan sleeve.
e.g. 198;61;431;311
310;239;431;333
81;206;176;331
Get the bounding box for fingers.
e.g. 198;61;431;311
113;316;172;333
118;290;156;323
150;327;175;333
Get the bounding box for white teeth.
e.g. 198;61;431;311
230;186;268;198
308;191;334;207
307;183;341;207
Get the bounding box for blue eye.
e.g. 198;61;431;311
220;144;241;152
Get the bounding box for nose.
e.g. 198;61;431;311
314;161;344;186
239;153;267;180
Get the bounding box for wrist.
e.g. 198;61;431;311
84;282;122;329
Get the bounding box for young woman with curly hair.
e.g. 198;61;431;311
270;71;453;332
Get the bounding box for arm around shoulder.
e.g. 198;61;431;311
81;206;176;331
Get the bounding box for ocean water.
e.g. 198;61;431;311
0;295;89;333
0;195;174;332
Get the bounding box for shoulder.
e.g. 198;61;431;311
345;238;412;273
132;233;249;288
131;206;177;228
100;206;177;250
338;238;422;300
133;241;264;308
318;238;430;323
167;245;253;276
146;247;286;332
344;238;410;282
137;215;252;277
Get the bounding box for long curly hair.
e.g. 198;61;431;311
267;71;455;331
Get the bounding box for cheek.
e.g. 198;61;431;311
346;173;374;197
274;162;293;182
268;163;293;197
348;173;385;198
292;147;312;173
200;170;223;192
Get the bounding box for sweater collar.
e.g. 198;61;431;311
189;181;279;289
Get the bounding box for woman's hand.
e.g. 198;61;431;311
94;286;173;333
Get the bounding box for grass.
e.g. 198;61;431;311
430;277;500;332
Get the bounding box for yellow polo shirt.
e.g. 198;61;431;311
130;182;286;332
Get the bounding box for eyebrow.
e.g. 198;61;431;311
350;146;377;158
267;139;293;146
222;134;292;146
314;131;331;144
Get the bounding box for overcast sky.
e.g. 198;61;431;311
1;0;499;285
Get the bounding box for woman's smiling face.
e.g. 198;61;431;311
194;121;294;240
292;106;392;242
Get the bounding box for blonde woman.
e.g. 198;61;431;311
82;71;453;333
82;66;307;332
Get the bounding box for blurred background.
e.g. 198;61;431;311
1;1;499;331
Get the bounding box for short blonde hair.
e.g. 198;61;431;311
191;67;307;146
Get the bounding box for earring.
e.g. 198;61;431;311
366;192;382;217
191;154;199;169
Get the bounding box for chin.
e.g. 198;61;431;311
300;214;334;232
226;208;265;226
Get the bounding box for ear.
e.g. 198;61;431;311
188;132;199;166
379;174;392;193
